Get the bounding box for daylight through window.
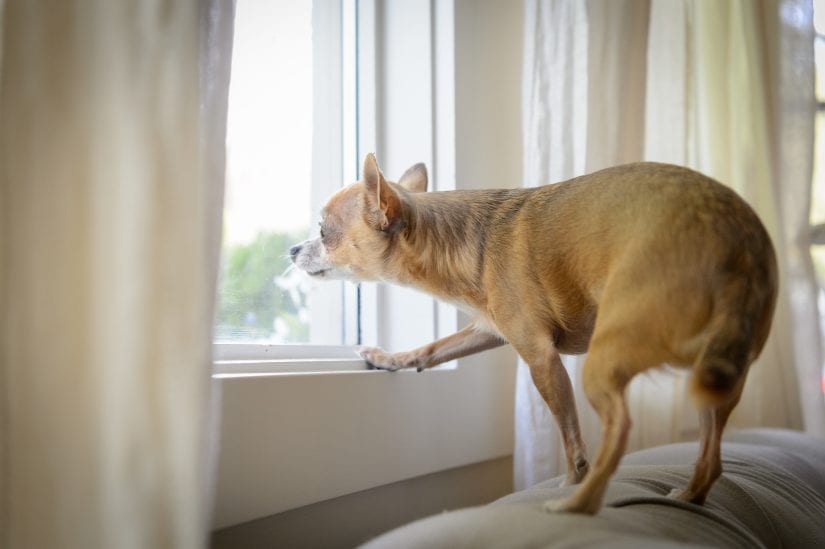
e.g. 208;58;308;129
216;0;353;346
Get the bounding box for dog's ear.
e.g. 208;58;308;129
398;163;428;193
363;153;402;230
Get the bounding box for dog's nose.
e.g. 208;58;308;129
289;244;302;260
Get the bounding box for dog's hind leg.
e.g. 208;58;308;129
670;295;765;504
509;335;589;486
669;380;744;504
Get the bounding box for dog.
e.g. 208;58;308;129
289;153;777;514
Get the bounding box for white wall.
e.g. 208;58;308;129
455;0;523;190
213;457;513;548
213;0;524;530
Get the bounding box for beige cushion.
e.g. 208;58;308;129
363;429;825;548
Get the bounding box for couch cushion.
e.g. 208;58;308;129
362;429;825;548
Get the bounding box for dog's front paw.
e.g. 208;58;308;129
357;346;407;372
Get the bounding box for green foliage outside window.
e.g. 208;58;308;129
215;229;310;342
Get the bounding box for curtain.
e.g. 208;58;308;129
0;1;234;547
516;0;824;490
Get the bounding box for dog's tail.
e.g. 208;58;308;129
690;253;778;408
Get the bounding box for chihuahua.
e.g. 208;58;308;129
289;153;777;514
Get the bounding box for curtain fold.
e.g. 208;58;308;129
517;0;823;490
199;0;236;529
0;1;233;546
682;0;804;435
768;0;825;438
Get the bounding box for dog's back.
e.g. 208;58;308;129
480;162;777;404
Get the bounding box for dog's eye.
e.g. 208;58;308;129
320;227;326;239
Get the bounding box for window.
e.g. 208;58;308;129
213;0;451;374
809;0;825;394
215;0;360;351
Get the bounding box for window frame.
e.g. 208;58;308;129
214;0;446;373
215;0;367;367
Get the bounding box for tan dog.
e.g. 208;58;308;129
289;153;777;514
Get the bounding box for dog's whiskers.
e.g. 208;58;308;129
280;262;298;278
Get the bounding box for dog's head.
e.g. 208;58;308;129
289;153;427;281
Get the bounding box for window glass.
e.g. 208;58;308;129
216;0;340;344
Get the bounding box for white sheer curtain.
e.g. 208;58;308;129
516;0;824;490
0;1;233;547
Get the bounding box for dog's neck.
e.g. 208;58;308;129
384;191;490;307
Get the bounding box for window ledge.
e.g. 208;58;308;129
213;344;458;377
214;357;368;377
214;343;362;361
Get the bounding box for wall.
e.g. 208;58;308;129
455;0;523;190
212;456;513;549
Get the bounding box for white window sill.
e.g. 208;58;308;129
213;343;457;377
213;359;368;377
214;344;361;361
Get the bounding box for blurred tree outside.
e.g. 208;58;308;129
215;229;310;342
